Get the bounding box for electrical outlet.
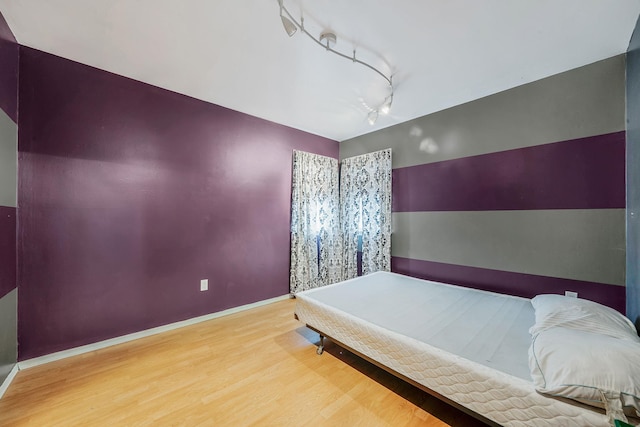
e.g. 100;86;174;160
200;279;208;292
565;291;578;298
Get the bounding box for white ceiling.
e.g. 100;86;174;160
0;1;639;141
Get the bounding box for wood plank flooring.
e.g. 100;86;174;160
0;299;489;426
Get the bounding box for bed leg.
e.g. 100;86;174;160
316;335;324;355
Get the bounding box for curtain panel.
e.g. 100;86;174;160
290;151;342;294
340;149;392;279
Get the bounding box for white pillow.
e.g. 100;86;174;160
530;327;640;423
530;294;639;342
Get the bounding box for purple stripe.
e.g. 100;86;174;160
392;256;626;314
392;132;626;212
0;12;18;123
0;205;16;299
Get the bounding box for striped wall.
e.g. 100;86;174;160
341;55;627;313
628;17;640;327
0;10;18;387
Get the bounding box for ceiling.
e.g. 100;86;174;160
0;1;639;142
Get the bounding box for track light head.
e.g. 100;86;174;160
379;94;393;115
319;32;337;50
367;110;379;126
280;13;298;37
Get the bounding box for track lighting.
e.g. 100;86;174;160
379;94;393;116
280;14;297;36
278;0;297;36
277;0;394;125
367;110;379;126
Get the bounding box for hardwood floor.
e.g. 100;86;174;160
0;299;488;426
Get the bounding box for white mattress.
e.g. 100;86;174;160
295;272;613;427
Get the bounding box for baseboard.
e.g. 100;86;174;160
0;363;19;399
18;294;290;371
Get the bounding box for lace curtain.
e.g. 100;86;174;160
290;151;342;294
341;149;392;279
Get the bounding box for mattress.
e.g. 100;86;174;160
294;272;612;427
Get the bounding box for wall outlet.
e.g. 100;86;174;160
565;291;578;298
200;279;208;292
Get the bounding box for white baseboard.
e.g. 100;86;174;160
0;363;19;399
18;294;290;371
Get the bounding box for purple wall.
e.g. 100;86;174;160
18;47;338;360
393;132;626;212
0;11;17;123
392;257;626;313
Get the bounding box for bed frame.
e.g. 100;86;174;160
297;316;501;427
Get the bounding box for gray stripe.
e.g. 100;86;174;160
392;209;625;286
341;55;625;168
0;288;17;383
0;108;17;207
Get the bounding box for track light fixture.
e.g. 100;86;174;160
367;110;379;126
279;8;297;36
379;94;393;116
277;0;394;125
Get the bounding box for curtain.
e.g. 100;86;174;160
340;149;392;279
290;151;342;294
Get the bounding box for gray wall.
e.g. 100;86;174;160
0;107;16;207
627;17;640;326
341;56;627;311
0;289;17;382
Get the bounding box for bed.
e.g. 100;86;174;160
294;272;640;427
